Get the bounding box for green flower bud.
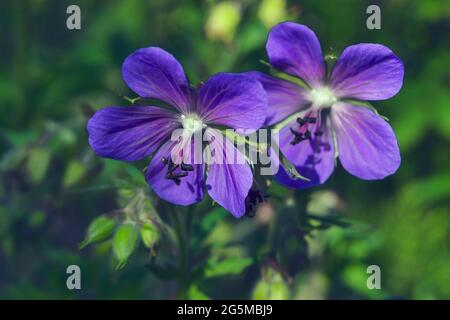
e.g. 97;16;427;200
79;216;116;249
113;223;138;270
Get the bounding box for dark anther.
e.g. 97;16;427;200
162;157;192;185
314;130;323;136
181;163;194;171
296;116;317;126
162;157;177;173
290;128;312;145
290;128;302;145
245;189;270;217
296;117;306;126
175;172;189;178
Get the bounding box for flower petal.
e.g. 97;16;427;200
332;102;401;179
146;140;205;206
198;73;267;130
275;110;335;189
204;129;253;218
266;22;326;87
87;106;179;161
243;71;309;126
330;44;404;100
122;47;194;112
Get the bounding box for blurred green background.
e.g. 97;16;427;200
0;0;449;299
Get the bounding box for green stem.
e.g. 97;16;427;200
169;207;188;298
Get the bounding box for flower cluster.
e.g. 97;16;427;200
87;22;404;218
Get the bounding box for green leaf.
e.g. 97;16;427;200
140;222;160;248
205;221;234;247
258;0;287;29
28;210;46;228
63;160;86;187
402;171;450;208
200;207;228;231
79;216;116;249
187;285;210;300
204;257;253;278
252;270;290;300
205;2;241;43
26;147;51;183
113;223;138;270
342;264;386;299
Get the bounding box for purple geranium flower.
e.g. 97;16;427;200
245;22;404;189
87;47;267;217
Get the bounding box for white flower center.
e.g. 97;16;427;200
180;114;204;133
309;87;337;107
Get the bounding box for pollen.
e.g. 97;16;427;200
180;114;204;133
309;87;337;107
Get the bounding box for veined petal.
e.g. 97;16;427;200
266;22;326;87
204;129;253;218
198;73;267;131
87;106;179;161
146;139;205;206
122;47;194;112
330;44;404;100
275;110;335;189
243;71;309;126
332;102;401;179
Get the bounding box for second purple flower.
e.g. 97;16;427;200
246;22;404;189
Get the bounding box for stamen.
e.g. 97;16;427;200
296;116;317;126
174;172;189;178
290;127;312;145
181;163;194;171
245;189;270;217
291;109;329;150
162;157;194;185
296;117;307;126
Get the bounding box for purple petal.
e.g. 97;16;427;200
122;47;194;112
330;44;404;100
198;73;267;130
266;22;326;87
204;129;253;218
146;140;205;206
275;110;335;189
243;71;309;126
332;102;401;179
87;106;179;161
